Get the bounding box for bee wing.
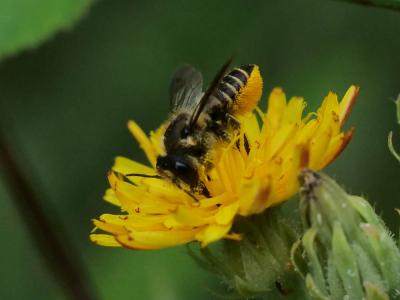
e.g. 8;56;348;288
189;58;232;129
169;64;203;112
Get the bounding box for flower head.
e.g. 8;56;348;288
90;84;358;249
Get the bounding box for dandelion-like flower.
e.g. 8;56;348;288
90;80;358;250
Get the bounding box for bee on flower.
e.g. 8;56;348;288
154;60;263;198
90;62;358;250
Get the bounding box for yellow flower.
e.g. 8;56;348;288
90;85;359;249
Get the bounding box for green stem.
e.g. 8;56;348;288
0;128;98;300
333;0;400;11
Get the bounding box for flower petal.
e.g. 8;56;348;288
90;234;121;247
127;120;158;167
113;156;155;176
196;224;232;247
339;85;359;126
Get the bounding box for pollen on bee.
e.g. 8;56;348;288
235;65;263;114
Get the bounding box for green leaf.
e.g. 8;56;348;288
388;132;400;162
364;282;390;300
0;0;94;60
326;255;346;299
305;275;330;300
388;95;400;162
394;95;400;125
331;223;364;299
302;228;328;296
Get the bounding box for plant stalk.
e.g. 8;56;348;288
0;129;98;300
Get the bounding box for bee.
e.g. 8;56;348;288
155;60;263;197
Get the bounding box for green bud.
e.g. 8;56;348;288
189;203;306;299
294;170;400;300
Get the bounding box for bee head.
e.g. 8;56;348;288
156;155;198;188
164;113;193;151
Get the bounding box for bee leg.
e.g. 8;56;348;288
196;181;210;198
235;133;250;154
171;177;199;202
184;189;199;202
226;113;241;129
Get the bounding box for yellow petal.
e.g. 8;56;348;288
282;97;306;125
308;126;333;169
127;120;158;167
240;113;260;148
199;193;231;208
115;235;160;250
93;217;128;235
103;188;120;206
113;156;155;176
121;229;199;249
90;234;121;247
320;128;354;167
238;177;271;215
339;85;359;126
215;202;239;225
149;124;167;156
266;88;287;130
166;205;215;227
196;224;232;247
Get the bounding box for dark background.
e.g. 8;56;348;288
0;1;399;299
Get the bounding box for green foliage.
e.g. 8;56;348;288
0;0;94;60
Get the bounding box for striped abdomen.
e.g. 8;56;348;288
214;64;263;114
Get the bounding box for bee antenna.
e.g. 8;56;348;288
126;173;199;201
125;173;162;179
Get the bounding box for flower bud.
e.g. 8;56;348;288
189;205;303;298
293;170;400;299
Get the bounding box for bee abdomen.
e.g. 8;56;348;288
228;65;255;87
214;64;256;106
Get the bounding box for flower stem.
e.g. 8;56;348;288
0;129;98;300
333;0;400;11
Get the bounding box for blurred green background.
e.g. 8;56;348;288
0;0;399;299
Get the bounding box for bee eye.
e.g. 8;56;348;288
156;155;198;187
174;160;187;170
156;157;167;170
